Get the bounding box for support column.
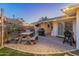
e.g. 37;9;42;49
73;21;76;42
76;8;79;49
51;22;58;36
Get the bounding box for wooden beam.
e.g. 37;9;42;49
1;8;4;48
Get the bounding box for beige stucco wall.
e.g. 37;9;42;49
51;18;76;37
40;22;49;35
38;18;76;37
39;22;53;35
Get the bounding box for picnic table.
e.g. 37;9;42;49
18;31;36;44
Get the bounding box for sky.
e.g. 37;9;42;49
0;3;76;23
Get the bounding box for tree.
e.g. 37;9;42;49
5;17;25;40
39;16;48;22
20;18;25;22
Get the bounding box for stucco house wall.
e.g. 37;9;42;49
39;22;50;35
51;18;76;38
38;21;53;35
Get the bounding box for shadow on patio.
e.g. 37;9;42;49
5;36;75;54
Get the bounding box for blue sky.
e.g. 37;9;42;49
0;3;76;23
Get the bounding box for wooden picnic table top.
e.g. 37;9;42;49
21;31;33;35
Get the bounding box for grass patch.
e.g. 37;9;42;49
0;47;66;56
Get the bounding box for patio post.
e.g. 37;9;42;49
0;8;4;48
76;8;79;49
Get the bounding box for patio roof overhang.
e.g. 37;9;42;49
42;16;76;22
62;4;79;16
52;16;76;22
34;16;76;25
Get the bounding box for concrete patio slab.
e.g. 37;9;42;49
5;36;75;54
